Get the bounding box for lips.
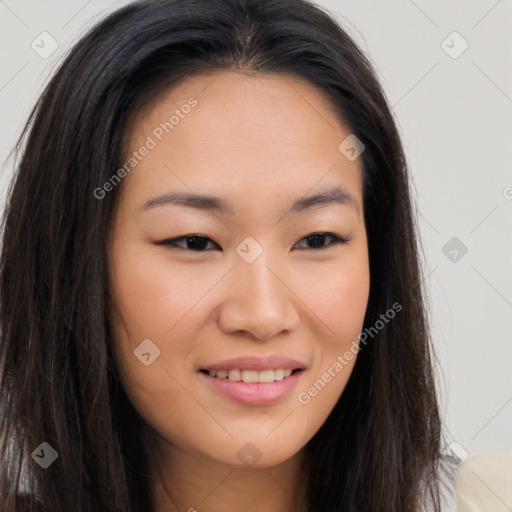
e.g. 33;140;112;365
198;355;307;405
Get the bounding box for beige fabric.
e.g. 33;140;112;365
456;452;512;512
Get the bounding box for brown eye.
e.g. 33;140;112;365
294;232;349;250
158;235;220;251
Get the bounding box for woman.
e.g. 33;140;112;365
0;0;457;510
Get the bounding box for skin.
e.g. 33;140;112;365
108;70;370;512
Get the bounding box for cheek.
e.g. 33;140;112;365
295;249;370;344
319;274;369;337
292;255;369;426
109;246;207;394
110;250;186;337
110;238;225;342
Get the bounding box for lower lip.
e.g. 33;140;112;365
199;370;304;405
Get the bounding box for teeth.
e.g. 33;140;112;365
228;369;242;381
206;368;298;382
242;370;258;383
258;370;275;383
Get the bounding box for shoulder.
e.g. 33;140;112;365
455;452;512;512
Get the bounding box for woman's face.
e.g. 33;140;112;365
108;71;370;470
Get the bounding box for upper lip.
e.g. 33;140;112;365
200;355;307;372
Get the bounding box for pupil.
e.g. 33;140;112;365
187;236;207;250
308;234;325;248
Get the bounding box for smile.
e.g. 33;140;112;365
199;368;305;405
200;368;301;382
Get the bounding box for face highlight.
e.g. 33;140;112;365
108;71;370;474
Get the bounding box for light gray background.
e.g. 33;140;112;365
1;0;511;460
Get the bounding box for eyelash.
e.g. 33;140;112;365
156;232;350;252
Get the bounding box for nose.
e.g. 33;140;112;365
217;250;300;340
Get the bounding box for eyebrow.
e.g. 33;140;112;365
139;186;360;216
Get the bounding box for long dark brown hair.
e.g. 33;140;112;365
0;0;449;510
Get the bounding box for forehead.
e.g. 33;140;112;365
119;70;364;210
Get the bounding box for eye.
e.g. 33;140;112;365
156;232;349;252
157;234;220;251
293;232;349;250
